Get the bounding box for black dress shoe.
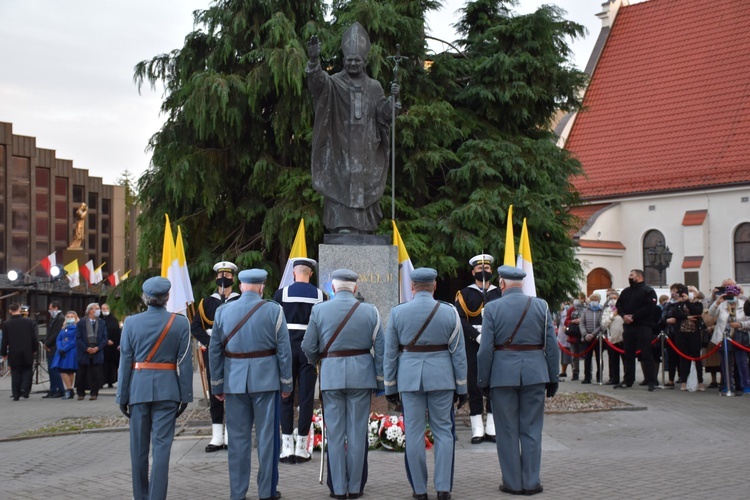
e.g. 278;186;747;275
499;485;524;495
471;436;484;444
51;392;63;398
294;454;311;463
648;383;657;392
613;383;631;389
279;456;295;464
524;485;543;496
348;493;363;499
437;492;451;500
330;494;346;500
581;379;591;384
13;397;20;401
484;434;496;443
639;380;648;386
260;493;281;500
205;443;224;453
412;493;428;500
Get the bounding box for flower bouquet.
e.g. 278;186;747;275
368;413;385;450
309;408;326;451
378;414;406;451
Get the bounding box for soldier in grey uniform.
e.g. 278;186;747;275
209;269;293;500
383;268;467;500
117;277;193;500
477;266;559;496
302;269;385;499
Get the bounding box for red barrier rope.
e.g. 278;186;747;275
601;335;660;355
557;339;598;358
664;337;722;362
729;339;750;353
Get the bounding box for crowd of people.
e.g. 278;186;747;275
1;301;121;401
557;277;750;394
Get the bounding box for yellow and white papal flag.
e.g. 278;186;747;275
504;204;516;266
161;214;190;314
392;220;414;303
279;219;308;289
516;218;537;297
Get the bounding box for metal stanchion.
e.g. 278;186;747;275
598;332;604;385
658;331;667;389
720;330;734;397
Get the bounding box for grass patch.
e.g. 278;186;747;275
16;416;128;437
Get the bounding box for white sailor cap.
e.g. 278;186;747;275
291;258;317;269
213;261;238;274
469;254;494;267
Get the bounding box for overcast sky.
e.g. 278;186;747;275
0;0;617;186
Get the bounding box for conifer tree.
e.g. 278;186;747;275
132;0;587;308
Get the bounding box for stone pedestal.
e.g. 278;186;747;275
318;244;399;326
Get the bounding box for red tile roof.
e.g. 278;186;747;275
682;256;703;269
568;203;612;236
682;210;707;226
566;0;750;200
578;240;626;250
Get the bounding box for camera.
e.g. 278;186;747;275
716;286;726;295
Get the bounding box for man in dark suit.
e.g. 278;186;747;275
101;303;121;388
1;302;39;401
75;303;108;400
43;300;65;398
117;277;193;500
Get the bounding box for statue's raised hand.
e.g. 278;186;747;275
391;82;400;101
308;35;320;61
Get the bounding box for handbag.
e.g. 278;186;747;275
679;318;697;333
566;322;581;344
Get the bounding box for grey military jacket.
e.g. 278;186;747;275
477;287;559;388
117;306;193;405
383;291;467;395
302;290;384;391
209;291;293;395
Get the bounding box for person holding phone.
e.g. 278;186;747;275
708;282;748;394
665;284;704;391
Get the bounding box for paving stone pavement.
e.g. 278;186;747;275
2;367;749;499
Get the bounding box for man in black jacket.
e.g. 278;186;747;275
615;269;659;391
1;303;39;400
43;301;65;398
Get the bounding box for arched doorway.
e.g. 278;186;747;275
587;268;612;296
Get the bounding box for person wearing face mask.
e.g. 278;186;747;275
74;302;108;400
708;283;748;394
454;254;502;444
614;270;659;391
101;303;121;389
191;261;240;452
477;265;559;496
601;293;624;385
43;301;65;398
579;294;604;384
665;284;704;391
51;311;80;399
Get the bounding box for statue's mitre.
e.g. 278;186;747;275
341;22;370;59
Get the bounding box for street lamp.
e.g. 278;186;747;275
7;269;24;284
50;265;67;282
646;239;673;286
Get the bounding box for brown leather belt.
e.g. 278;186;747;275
321;349;370;359
132;362;176;370
399;344;449;353
494;344;544;351
225;349;277;359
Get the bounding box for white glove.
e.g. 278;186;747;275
206;328;213;337
473;325;482;334
476;333;482;344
